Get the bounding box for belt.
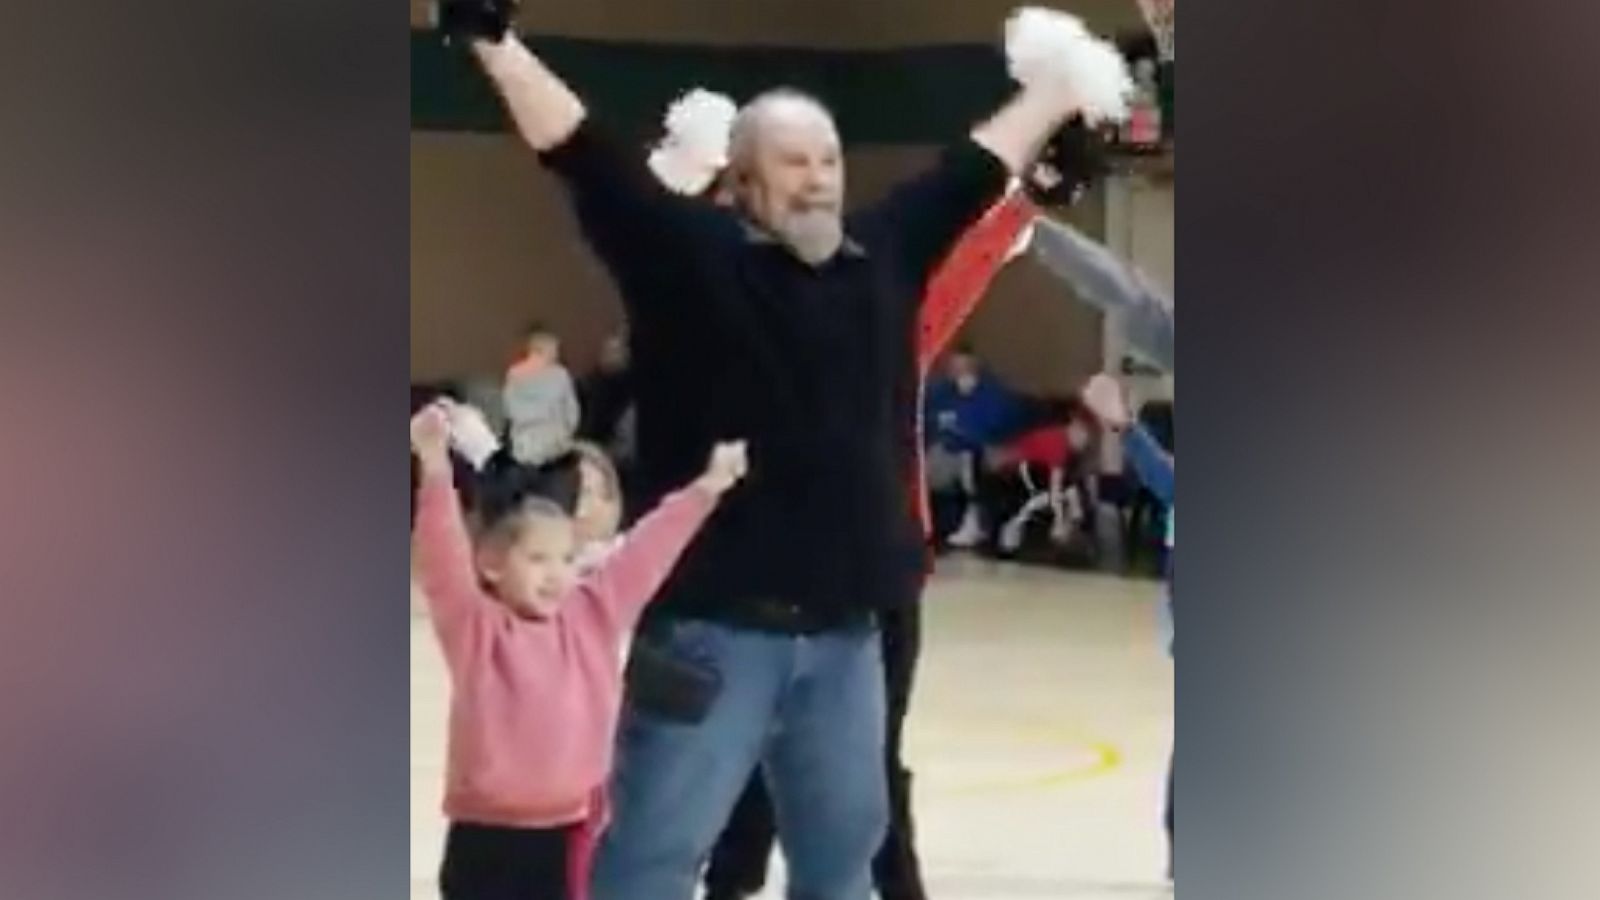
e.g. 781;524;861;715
729;596;877;636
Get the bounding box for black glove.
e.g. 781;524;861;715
432;0;517;44
1024;115;1109;209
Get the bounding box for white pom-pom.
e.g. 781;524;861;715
1006;6;1091;78
444;401;500;470
647;88;738;196
647;147;719;196
664;88;737;160
1005;6;1136;122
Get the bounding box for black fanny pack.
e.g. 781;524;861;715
623;634;723;725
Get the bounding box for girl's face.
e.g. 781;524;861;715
477;514;577;619
573;458;622;546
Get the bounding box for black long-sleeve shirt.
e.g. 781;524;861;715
576;368;633;446
541;119;1009;630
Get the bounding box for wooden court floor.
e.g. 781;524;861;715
411;558;1174;899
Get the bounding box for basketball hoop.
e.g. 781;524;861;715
1135;0;1175;62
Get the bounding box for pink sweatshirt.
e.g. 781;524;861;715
413;468;718;828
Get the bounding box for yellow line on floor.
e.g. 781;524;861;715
938;722;1124;794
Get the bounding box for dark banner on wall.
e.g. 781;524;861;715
414;32;1184;146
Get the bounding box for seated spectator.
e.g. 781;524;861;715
988;411;1091;553
923;346;1022;548
977;400;1101;563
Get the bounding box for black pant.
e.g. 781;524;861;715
1165;745;1175;878
439;821;572;900
874;598;928;900
702;595;928;900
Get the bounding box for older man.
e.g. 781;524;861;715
437;4;1090;898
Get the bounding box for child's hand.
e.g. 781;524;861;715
410;403;453;474
1081;374;1132;430
694;441;748;496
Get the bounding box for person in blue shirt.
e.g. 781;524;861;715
923;346;1022;547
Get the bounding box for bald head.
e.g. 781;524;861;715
727;89;846;265
728;91;836;170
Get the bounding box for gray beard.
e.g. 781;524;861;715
773;209;843;265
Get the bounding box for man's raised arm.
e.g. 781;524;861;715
435;1;586;152
471;34;587;153
973;6;1134;175
435;1;716;319
862;83;1082;292
864;8;1131;286
970;83;1084;178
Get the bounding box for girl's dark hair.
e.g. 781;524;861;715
476;495;569;549
473;451;583;532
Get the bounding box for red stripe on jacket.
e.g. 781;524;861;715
909;191;1037;538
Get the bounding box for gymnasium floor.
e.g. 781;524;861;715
410;558;1175;900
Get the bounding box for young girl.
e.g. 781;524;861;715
570;441;626;569
411;401;746;900
564;441;633;900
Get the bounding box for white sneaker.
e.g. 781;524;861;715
1049;518;1073;545
998;519;1026;553
947;508;987;548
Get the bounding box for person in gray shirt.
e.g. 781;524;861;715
1027;211;1176;880
503;323;581;467
1025;214;1174;371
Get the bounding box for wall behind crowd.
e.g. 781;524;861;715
409;0;1157;396
411;135;1112;394
1103;172;1175;410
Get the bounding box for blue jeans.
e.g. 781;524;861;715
592;618;890;900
